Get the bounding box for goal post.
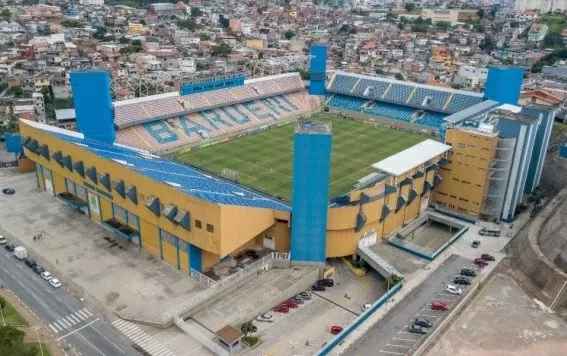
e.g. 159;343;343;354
221;168;239;182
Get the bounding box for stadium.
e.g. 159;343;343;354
17;45;554;277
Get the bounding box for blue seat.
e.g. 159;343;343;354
383;83;414;103
447;94;483;113
331;74;359;93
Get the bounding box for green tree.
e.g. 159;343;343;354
9;85;23;97
119;37;130;44
299;69;309;80
199;33;210;41
0;8;11;21
0;296;5;311
544;33;564;48
0;326;25;350
240;321;257;337
211;43;232;56
436;21;451;30
177;19;201;31
284;30;295;40
93;26;108;40
61;20;85;28
501;57;514;65
394;73;404;80
479;35;496;53
477;9;485;19
190;7;202;17
404;3;416;12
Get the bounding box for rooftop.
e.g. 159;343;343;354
372;139;451;176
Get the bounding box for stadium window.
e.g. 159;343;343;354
459;198;469;202
476;184;482;188
446;142;452;146
450;195;457;199
195;220;202;229
206;224;214;233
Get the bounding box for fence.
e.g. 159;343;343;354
190;269;218;288
316;282;403;355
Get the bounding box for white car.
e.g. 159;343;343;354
49;278;61;288
256;314;274;323
445;284;462;295
0;236;7;244
41;271;52;281
362;303;372;312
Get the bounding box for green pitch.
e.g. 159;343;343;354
170;114;429;200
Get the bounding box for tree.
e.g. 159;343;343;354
477;9;485;19
0;296;5;311
199;33;210;41
479;35;496;53
394;73;404;80
9;85;23;97
240;321;257;337
93;26;108;40
190;7;202;17
299;69;309;80
501;57;514;65
119;37;130;44
0;8;11;21
284;30;294;40
436;21;451;30
211;43;232;56
404;3;416;12
544;33;564;48
0;326;25;350
61;20;85;28
177;19;201;31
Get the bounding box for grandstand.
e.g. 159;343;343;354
325;71;485;137
114;73;318;154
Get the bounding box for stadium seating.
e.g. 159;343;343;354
415;112;447;129
408;88;451;110
115;91;313;153
327;93;366;111
114;74;305;129
383;83;414;103
366;102;415;122
329;74;359;93
351;79;390;98
444;93;484;113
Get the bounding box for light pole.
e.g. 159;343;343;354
34;325;44;356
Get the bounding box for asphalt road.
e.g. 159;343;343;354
345;254;472;355
0;244;138;356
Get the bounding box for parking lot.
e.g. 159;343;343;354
345;254;477;355
426;273;567;356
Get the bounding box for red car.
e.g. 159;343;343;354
273;304;289;313
282;300;298;309
431;301;449;311
330;326;343;335
474;258;488;267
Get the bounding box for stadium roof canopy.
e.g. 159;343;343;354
372;139;452;176
443;99;500;124
23;120;291;211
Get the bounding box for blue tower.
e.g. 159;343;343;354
309;45;327;95
70;71;115;144
290;121;332;264
484;66;524;105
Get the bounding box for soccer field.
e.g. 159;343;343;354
171;114;429;200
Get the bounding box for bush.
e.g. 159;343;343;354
384;274;403;290
242;335;259;347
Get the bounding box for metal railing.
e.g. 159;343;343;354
190;269;218;288
162;252;291;324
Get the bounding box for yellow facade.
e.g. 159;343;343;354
431;128;498;219
128;23;146;34
20;121;444;273
246;39;265;50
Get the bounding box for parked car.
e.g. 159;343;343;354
33;265;45;274
0;236;7;245
471;240;480;248
408;324;427;334
290;296;304;304
256;314;274;323
460;268;477;277
317;279;334;287
40;271;52;281
362;303;372;312
454;276;472;285
49;278;61;288
2;188;15;195
297;292;312;300
414;317;433;328
481;254;495;261
431;301;449;311
311;284;326;292
445;284;462;295
273;304;289;313
474;258;488;267
24;258;37;268
282;300;298;309
4;243;15;252
330;326;343;335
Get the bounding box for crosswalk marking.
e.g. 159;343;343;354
48;309;94;334
112;319;176;356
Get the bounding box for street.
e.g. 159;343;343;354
0;245;138;356
345;254;472;355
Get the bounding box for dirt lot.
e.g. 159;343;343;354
426;274;567;356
